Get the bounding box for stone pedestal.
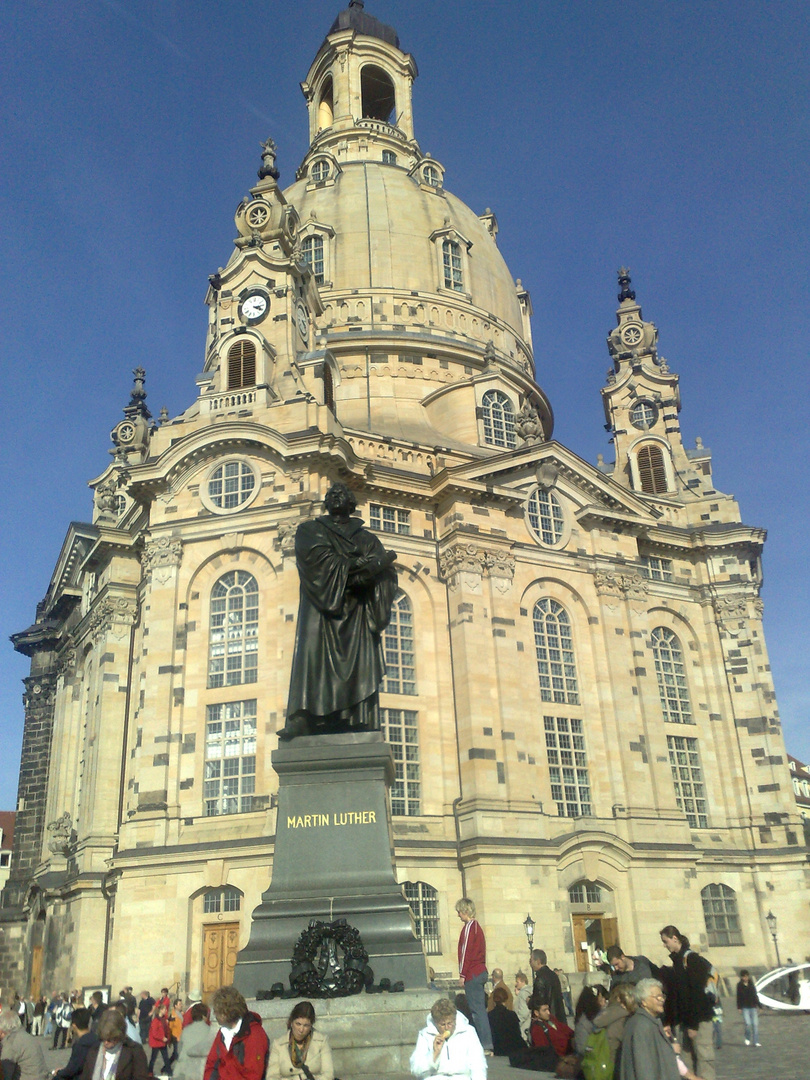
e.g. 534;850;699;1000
234;732;427;996
252;990;436;1076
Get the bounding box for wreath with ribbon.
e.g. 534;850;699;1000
289;918;371;998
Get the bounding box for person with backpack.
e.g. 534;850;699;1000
573;986;608;1055
606;947;657;988
659;925;715;1080
588;982;637;1079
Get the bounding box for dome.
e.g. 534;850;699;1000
284;161;526;342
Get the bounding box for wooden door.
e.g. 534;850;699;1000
572;915;589;972
30;944;43;1000
202;923;240;1004
601;917;619;951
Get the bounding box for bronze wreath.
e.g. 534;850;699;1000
289;917;371;998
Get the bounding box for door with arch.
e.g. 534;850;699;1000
201;924;240;1004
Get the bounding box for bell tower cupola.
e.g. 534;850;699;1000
601;269;714;503
300;1;420;171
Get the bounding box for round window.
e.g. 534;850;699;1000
205;460;257;513
526;488;566;547
630;400;658;430
311;160;330;183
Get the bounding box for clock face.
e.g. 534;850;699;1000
241;294;268;322
296;302;309;341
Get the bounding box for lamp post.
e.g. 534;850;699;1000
523;913;535;964
766;910;781;967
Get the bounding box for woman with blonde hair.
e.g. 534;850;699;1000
592;982;637;1063
267;1001;333;1080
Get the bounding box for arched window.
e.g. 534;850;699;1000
381;708;420;815
527;489;565;546
383;591;416;695
403;881;440;954
442;239;463;290
651;627;691;723
203;887;242;914
667;735;707;828
637;444;668;494
302;235;325;284
208;571;259;688
204;700;256;817
701;884;743;946
227;340;256;390
361;64;395;122
311;159;330;183
317;76;334;129
533;599;579;704
423;165;441;188
568;881;602;905
382;150;397;165
481;390;516;448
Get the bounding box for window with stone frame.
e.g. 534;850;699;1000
204;700;257;816
652;626;692;723
641;555;674;582
227;339;256;390
382;150;397;165
533;599;579;704
442;238;463;290
369;504;411;535
423;164;441;188
481;389;517;448
383;591;416;695
302;234;325;284
208;571;259;688
667;735;708;828
207;461;256;511
527;489;565;546
381;708;420;815
637;444;668;494
311;159;330;183
544;716;592;818
568;881;602;905
403;881;441;954
701;883;743;946
203;887;242;914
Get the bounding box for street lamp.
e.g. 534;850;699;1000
523;913;535;962
765;910;781;967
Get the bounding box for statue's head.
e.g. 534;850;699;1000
324;482;357;517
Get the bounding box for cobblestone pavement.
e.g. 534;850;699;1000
39;1000;810;1080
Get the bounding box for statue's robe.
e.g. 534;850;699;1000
286;514;397;727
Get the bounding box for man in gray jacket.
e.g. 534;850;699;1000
0;1011;49;1080
607;946;655;988
619;979;680;1080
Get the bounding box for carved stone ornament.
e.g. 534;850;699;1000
595;571;649;600
88;597;138;641
439;544;487;582
46;811;74;857
484;551;516;594
276;520;299;556
141;537;183;576
23;673;57;712
440;544;515;593
515;401;545;444
55;648;77;680
713;595;752;625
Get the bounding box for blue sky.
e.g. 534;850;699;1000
0;0;808;807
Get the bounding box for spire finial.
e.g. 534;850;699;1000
349;0;365;8
617;267;636;303
258;137;279;181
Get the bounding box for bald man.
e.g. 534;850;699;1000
486;969;514;1011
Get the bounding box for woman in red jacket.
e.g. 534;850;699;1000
204;986;269;1080
455;897;494;1054
149;1005;173;1076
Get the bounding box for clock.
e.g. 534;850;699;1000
116;421;136;445
295;301;309;342
239;290;269;325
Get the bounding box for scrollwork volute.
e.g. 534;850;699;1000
87;597;138;641
594;571;649;600
440;544;515;593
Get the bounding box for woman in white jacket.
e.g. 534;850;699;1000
410;999;487;1080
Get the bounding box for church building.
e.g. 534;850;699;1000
2;2;806;1000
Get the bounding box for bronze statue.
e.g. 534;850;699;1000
278;483;398;740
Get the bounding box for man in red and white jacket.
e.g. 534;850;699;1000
456;897;494;1054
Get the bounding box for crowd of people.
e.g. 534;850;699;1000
0;908;766;1080
410;900;765;1080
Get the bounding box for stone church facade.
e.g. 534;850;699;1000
2;2;806;999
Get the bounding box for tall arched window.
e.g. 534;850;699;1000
317;76;334;129
302;235;325;284
227;340;256;390
361;64;395;122
442;239;463;291
322;362;335;413
637;444;668;493
652;627;692;723
403;881;440;954
533;599;579;704
208;571;259;688
481;390;516;448
383;591;416;695
701;884;743;946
